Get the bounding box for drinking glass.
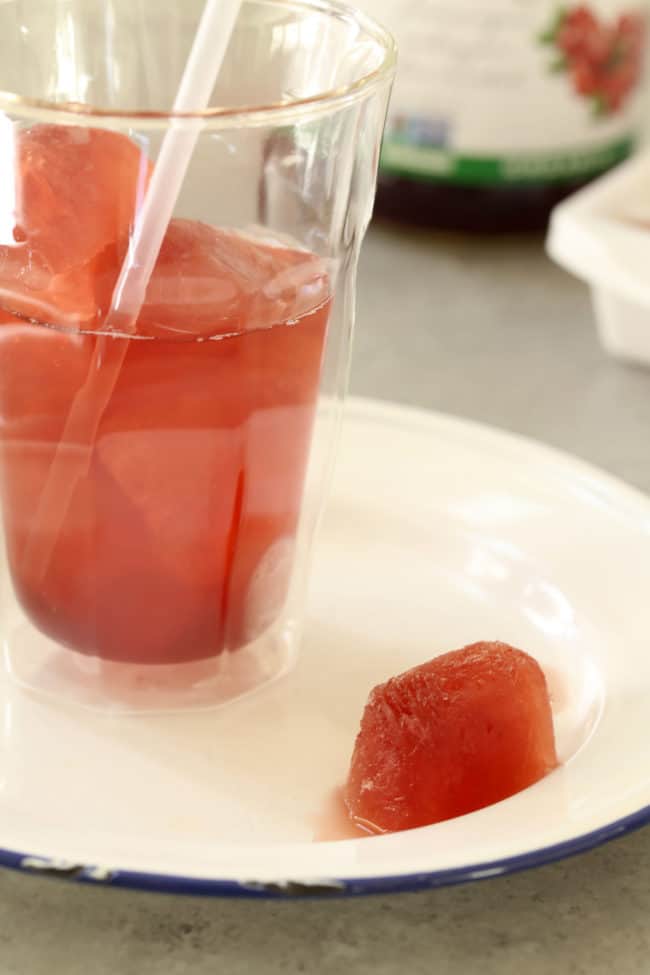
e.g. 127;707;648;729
0;0;395;709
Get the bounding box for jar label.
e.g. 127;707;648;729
372;0;647;184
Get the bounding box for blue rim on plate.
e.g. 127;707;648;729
5;805;650;898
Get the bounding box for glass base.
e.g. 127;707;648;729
2;617;298;713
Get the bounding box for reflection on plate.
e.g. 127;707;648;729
0;397;649;897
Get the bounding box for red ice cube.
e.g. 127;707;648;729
345;641;558;833
0;124;152;329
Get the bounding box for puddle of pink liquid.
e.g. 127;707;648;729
312;787;373;842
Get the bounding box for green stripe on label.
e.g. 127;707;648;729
379;138;634;185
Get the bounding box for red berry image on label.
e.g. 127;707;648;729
540;4;646;117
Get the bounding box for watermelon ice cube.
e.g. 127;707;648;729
135;218;329;339
0;124;152;329
345;641;558;833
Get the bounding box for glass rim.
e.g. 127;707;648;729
0;0;396;128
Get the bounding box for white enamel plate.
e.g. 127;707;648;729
1;397;649;897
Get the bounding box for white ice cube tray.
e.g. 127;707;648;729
547;152;650;366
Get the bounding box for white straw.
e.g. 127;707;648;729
24;0;242;581
111;0;242;321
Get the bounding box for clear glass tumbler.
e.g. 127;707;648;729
0;0;395;709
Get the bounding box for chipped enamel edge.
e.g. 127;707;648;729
1;804;647;898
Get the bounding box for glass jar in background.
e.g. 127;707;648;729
362;0;648;232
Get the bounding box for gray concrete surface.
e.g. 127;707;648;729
2;221;650;973
354;223;650;492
